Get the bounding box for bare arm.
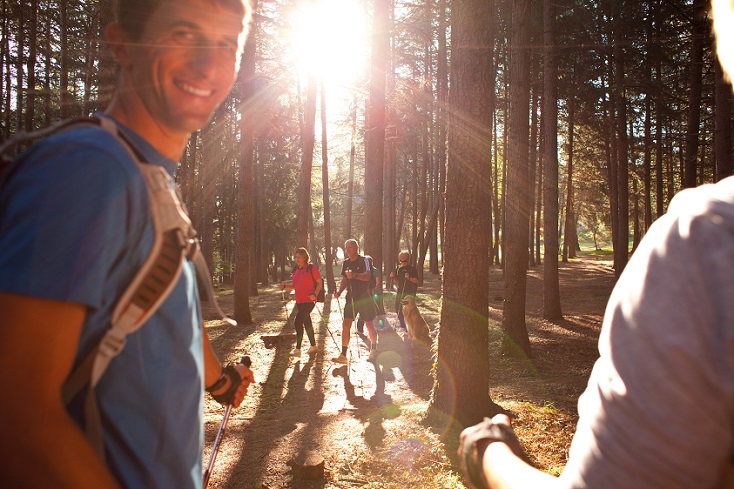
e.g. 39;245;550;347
482;434;560;489
0;292;120;488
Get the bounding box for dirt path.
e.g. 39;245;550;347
202;254;615;487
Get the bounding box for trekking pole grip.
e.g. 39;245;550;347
203;354;252;488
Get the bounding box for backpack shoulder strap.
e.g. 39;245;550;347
58;116;235;458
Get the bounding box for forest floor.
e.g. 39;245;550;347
202;251;616;488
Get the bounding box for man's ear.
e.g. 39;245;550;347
105;22;134;70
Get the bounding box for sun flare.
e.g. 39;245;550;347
289;0;369;93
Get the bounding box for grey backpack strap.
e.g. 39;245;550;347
60;117;235;459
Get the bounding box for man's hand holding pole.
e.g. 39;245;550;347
203;355;255;487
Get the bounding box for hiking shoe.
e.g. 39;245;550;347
332;354;348;364
368;349;378;362
289;348;301;358
307;345;318;355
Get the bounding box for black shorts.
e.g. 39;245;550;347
344;295;376;322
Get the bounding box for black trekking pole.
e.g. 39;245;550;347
203;355;252;488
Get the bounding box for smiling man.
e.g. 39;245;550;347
0;1;253;487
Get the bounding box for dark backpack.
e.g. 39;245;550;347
306;264;325;302
365;256;378;292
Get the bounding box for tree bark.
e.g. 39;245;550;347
364;0;389;271
542;0;562;320
234;5;258;325
430;0;501;428
297;69;317;248
715;57;733;181
320;78;335;292
683;0;708;189
613;0;629;277
24;0;37;133
501;0;533;358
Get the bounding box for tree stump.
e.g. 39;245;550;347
288;450;325;480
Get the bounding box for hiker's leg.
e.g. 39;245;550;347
341;296;356;356
360;301;378;346
302;302;316;345
396;296;406;329
294;303;308;349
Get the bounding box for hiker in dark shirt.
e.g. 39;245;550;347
390;251;419;332
333;239;380;363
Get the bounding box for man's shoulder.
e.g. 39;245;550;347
22;124;138;172
668;177;734;223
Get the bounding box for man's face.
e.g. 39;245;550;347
124;0;245;136
345;241;359;260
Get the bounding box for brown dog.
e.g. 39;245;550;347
402;296;431;342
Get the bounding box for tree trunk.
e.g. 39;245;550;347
234;6;258;325
346;98;357;240
501;0;533;358
528;73;538;268
364;0;389;271
298;69;317;247
563;88;577;261
15;1;24;130
60;0;69;119
436;0;448;271
430;0;502;428
683;0;708;189
715;57;733;181
24;0;37;133
613;0;629;278
320;78;335;292
542;0;562;320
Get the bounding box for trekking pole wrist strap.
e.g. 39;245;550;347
207;365;242;405
205;366;227;392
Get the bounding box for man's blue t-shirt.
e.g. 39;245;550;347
0;116;204;488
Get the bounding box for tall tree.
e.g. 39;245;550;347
612;0;629;277
542;0;562;321
430;0;502;428
563;87;578;261
24;0;38;133
297;68;317;247
234;4;258;325
501;0;533;357
714;58;733;181
320;78;335;292
683;0;708;188
364;0;389;270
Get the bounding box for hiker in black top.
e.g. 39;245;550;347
333;239;379;363
390;251;419;331
357;255;385;333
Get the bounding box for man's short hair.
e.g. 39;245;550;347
115;0;252;40
344;239;359;249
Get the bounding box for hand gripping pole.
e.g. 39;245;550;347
203;355;252;488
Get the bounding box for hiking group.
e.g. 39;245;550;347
3;0;734;487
